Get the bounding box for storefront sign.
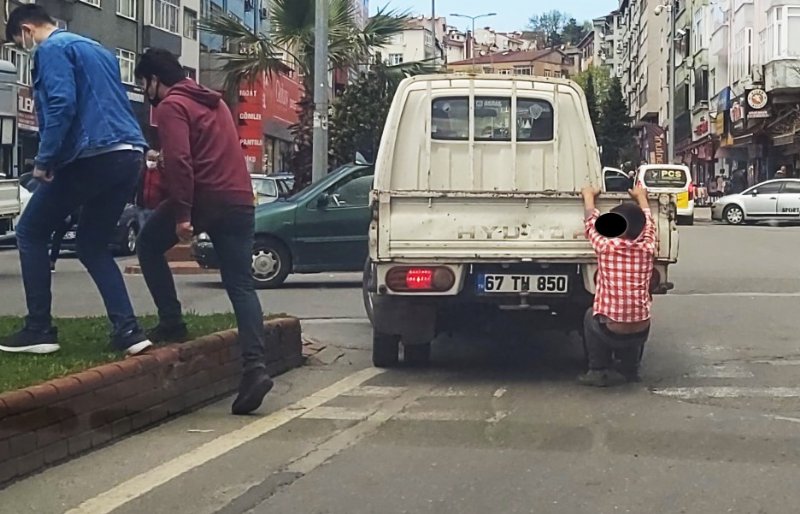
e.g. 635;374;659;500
264;71;301;131
17;86;37;132
730;99;745;128
745;88;770;119
693;116;710;138
238;75;266;173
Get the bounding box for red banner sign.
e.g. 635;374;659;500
17;86;37;132
238;75;265;173
264;72;300;126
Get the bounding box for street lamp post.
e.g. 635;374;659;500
312;0;329;183
450;12;496;70
655;1;676;164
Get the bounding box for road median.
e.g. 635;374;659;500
0;317;303;486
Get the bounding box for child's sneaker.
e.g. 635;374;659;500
577;369;626;387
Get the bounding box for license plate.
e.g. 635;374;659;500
64;231;76;240
478;274;568;294
676;192;689;209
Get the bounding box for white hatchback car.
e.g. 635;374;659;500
712;178;800;225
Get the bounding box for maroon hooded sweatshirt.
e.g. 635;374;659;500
154;79;254;224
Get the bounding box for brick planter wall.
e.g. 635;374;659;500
0;317;303;486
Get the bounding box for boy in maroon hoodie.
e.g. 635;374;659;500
134;48;271;415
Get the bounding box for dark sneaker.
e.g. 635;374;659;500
617;367;642;383
577;369;626;387
0;327;60;354
146;322;189;344
112;329;154;356
231;368;274;415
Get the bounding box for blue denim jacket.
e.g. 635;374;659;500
32;30;146;171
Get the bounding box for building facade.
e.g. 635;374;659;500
447;49;574;78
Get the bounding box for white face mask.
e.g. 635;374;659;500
21;29;37;53
145;160;158;169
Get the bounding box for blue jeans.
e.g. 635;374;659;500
137;203;266;370
16;151;144;341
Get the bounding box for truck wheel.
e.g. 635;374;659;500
403;343;431;367
372;331;400;368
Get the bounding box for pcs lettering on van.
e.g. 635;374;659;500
457;225;568;240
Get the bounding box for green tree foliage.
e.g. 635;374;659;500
598;76;634;167
330;59;439;167
529;10;590;47
200;0;407;188
574;65;611;103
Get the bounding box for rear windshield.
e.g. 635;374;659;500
431;97;554;142
641;168;688;188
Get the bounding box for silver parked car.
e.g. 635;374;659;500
712;179;800;225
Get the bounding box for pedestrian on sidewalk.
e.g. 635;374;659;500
135;149;166;228
0;5;152;356
134;48;272;415
579;185;656;387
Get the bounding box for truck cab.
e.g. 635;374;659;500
366;74;678;367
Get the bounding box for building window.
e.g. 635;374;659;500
80;0;101;7
388;53;403;65
693;7;705;52
768;6;800;58
543;69;556;78
513;66;532;75
151;0;180;33
183;8;198;39
116;48;136;85
1;47;31;86
117;0;136;19
693;67;709;106
498;69;512;75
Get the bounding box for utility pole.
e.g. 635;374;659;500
668;1;676;164
431;0;437;63
312;0;329;183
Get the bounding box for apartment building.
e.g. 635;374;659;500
709;0;800;184
382;18;437;65
592;11;622;76
447;48;574;78
617;0;668;165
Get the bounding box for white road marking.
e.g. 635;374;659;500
493;387;508;398
65;367;384;514
393;410;489;421
346;385;408;398
687;364;754;379
767;415;800;424
486;411;509;424
302;406;373;421
286;387;425;475
653;387;800;400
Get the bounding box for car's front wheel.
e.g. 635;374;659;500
252;237;291;288
723;205;745;225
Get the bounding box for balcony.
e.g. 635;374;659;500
765;58;800;92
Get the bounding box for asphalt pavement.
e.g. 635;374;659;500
3;214;800;514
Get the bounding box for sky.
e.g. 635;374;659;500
371;0;619;32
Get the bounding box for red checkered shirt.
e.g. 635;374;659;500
585;208;657;323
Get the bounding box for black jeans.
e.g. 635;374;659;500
137;203;266;370
16;151;143;340
583;309;649;372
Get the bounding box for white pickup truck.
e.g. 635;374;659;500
0;178;22;240
365;74;679;367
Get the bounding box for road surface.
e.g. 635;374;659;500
3;214;800;513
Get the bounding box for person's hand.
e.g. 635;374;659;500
581;185;601;199
33;167;53;183
629;185;648;203
176;222;194;243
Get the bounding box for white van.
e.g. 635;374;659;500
636;164;694;225
366;75;679;367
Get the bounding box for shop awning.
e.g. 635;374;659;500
264;119;293;142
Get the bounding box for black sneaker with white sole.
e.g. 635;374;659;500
0;327;60;354
112;329;154;356
146;322;189;344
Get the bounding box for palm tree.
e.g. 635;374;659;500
200;0;408;187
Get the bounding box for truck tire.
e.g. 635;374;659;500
372;331;400;368
403;343;431;366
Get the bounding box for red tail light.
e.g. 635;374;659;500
386;267;455;292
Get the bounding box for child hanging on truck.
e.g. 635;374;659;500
579;185;656;387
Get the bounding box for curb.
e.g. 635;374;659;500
0;317;303;486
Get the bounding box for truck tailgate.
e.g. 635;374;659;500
374;191;675;262
0;180;20;218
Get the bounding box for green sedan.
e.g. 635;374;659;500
191;163;374;288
